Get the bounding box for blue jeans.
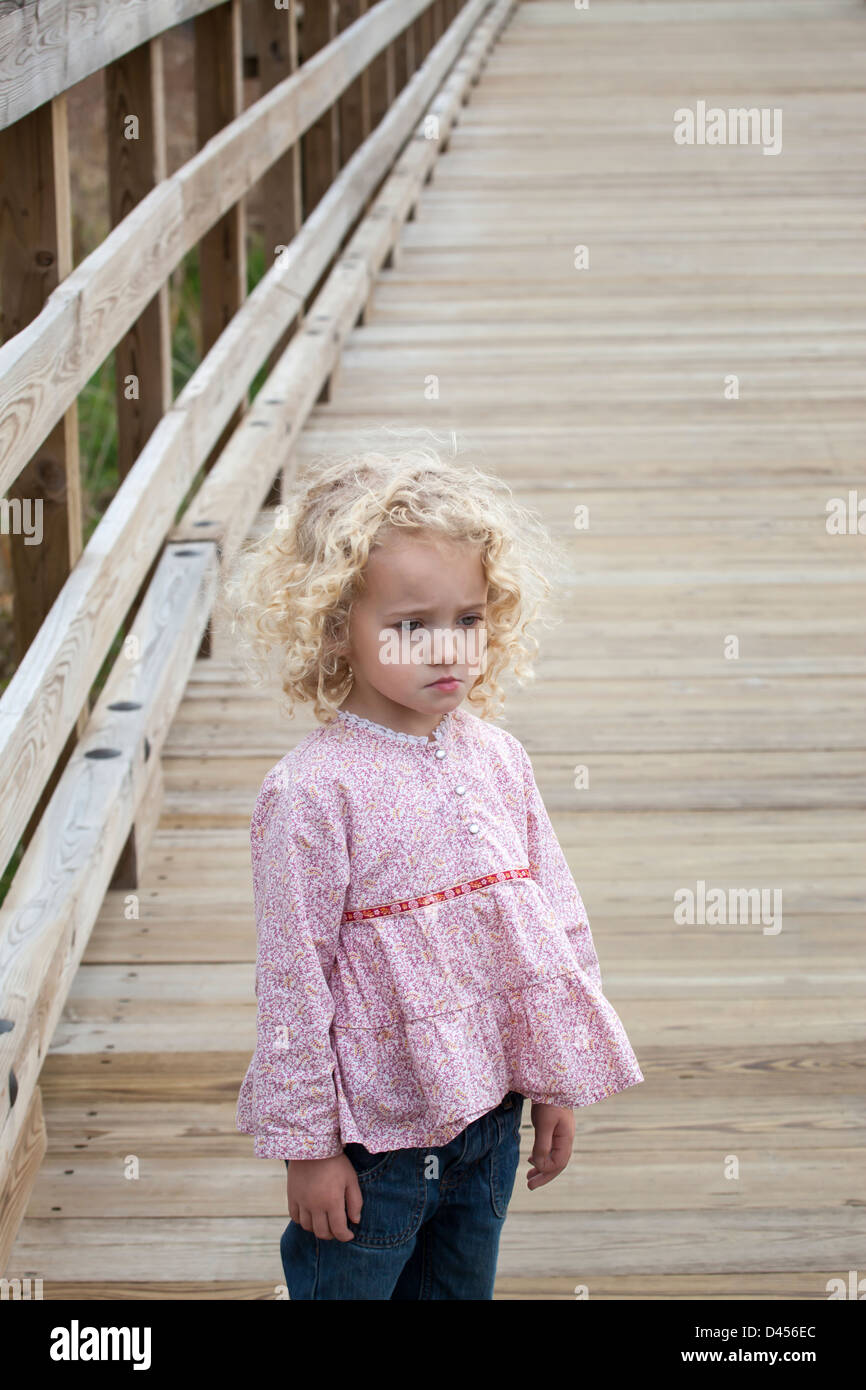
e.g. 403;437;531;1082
280;1089;524;1299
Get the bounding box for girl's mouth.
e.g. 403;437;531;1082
429;677;460;690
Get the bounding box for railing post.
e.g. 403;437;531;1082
338;1;372;164
365;0;398;242
301;0;341;398
0;94;82;1250
301;0;340;219
415;6;435;66
431;0;447;44
255;0;303;375
104;39;172;485
369;3;397;132
250;0;304;508
336;1;374;349
103;37;174;887
394;12;416;93
0;98;82;662
0;94;85;851
194;0;248;477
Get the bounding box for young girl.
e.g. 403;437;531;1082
223;439;644;1300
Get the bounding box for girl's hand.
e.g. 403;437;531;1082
526;1103;575;1189
286;1153;363;1240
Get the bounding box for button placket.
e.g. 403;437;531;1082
428;740;480;837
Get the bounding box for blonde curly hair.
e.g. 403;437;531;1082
216;430;574;725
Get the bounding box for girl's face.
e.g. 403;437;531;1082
342;529;488;728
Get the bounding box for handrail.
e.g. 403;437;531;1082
0;0;227;130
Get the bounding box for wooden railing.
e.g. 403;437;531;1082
0;0;516;1268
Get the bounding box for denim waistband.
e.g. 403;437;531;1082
283;1091;525;1167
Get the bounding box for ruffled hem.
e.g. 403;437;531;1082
331;970;644;1151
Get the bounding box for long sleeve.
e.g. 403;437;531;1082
238;764;351;1159
517;739;604;994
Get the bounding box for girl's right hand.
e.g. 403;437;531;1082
286;1153;362;1240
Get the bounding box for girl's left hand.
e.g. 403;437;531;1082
526;1103;575;1189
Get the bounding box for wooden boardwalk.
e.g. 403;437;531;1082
9;0;866;1297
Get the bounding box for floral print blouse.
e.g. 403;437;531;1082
236;704;644;1159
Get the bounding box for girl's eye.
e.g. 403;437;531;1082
397;616;483;631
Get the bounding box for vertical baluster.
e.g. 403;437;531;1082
0;95;85;841
194;0;248;477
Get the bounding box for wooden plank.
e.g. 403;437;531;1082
30;1038;866;1107
43;980;865;1053
6;1207;863;1282
0;1272;838;1300
26;1093;866;1157
0;1086;45;1275
0;0;227;130
16;1142;866;1216
157;747;866;813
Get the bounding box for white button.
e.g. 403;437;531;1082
468;822;480;834
434;747;446;759
455;784;466;795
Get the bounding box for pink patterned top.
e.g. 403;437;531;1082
236;704;644;1159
